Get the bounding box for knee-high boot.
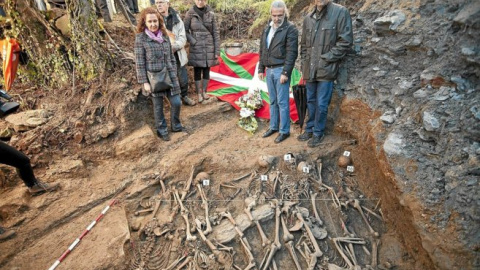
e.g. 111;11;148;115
195;80;203;103
202;79;210;100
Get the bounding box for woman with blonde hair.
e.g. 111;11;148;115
134;7;184;141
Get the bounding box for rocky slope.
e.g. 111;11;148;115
338;0;479;268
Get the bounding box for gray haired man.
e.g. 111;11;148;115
156;0;197;106
258;0;298;144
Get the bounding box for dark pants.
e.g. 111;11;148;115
175;54;189;97
152;93;182;135
193;67;210;81
0;141;36;187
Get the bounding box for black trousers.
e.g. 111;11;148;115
0;141;36;187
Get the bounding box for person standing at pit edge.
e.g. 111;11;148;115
298;0;353;147
258;0;298;144
156;0;197;106
184;0;220;103
134;7;185;141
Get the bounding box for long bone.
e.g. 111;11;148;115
164;254;187;270
195;222;235;270
174;256;192;270
239;236;256;270
181;212;197;242
196;181;213;235
280;201;301;270
281;215;302;270
332;238;353;269
180;165;196;201
244;197;270;247
338;218;357;266
371;238;379;268
261;200;282;270
219;211;256;270
174;190;196;241
220;211;252;251
293;207;323;267
310;192;323;226
340;219;370;256
350;199;379;237
322;183;341;208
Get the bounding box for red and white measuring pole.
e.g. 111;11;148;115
48;199;117;270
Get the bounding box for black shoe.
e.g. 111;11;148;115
157;130;170;141
274;133;290;143
262;129;278;138
172;127;185;133
308;134;324;148
297;132;313;141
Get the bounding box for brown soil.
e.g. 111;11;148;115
0;9;440;270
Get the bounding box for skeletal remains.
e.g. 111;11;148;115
130;154;384;270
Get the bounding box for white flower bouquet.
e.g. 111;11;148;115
234;88;263;134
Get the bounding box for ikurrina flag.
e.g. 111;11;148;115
208;50;302;122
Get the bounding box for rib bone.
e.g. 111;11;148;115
294;209;323;264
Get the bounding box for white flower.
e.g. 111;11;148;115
240;108;254;118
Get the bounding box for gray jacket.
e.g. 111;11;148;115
300;2;353;81
184;5;220;67
165;8;188;67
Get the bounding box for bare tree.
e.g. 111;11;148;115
4;0;112;87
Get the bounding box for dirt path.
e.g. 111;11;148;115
0;95;428;269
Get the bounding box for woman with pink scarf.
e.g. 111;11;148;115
134;7;184;141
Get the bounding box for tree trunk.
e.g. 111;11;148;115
4;0;111;87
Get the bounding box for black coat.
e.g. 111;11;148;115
258;19;298;77
184;5;220;67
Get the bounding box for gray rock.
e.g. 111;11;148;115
384;132;405;156
433;86;452;101
381;111;396;124
406;35;423;47
374;10;406;35
453;1;480;28
451;76;470;91
399;80;413;90
4;109;51;132
423;111;440;131
461;47;476;56
470;105;480;120
414;89;429;99
375;70;388;77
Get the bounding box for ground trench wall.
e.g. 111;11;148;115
334;97;436;269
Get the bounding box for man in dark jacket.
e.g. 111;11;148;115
298;0;353;147
258;0;298;144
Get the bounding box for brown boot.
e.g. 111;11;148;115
0;227;15;242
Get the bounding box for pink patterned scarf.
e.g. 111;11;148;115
145;29;164;43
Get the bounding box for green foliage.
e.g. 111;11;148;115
248;0;299;35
